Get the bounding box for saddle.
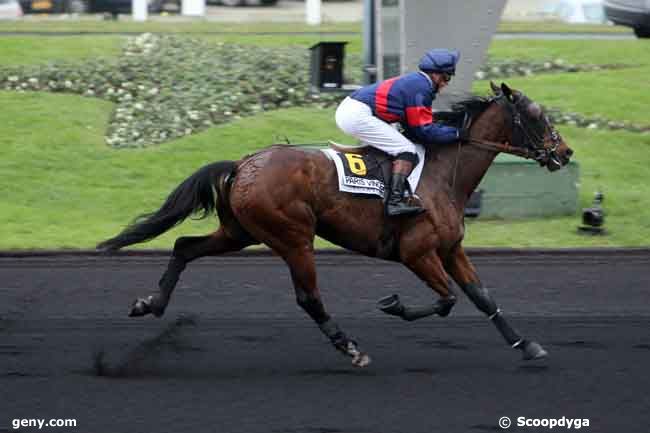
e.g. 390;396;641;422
323;141;394;199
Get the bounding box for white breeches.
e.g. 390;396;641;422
334;96;426;193
335;96;417;156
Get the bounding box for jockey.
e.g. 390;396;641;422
335;48;467;217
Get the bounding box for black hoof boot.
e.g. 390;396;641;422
434;295;457;317
520;340;548;360
378;294;405;317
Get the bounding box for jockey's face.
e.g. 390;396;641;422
431;72;451;90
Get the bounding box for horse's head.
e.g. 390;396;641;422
490;81;573;172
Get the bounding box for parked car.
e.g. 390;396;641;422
604;0;650;37
207;0;277;6
19;0;176;14
0;0;23;18
85;0;176;15
18;0;84;13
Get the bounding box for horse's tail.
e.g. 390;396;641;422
97;161;237;251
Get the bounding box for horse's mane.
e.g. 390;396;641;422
434;95;492;128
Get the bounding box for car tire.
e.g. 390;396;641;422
260;0;277;5
220;0;244;6
67;0;87;13
633;26;650;38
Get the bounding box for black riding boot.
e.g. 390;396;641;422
386;159;425;217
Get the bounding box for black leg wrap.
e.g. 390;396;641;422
462;283;524;347
490;310;523;347
378;294;456;321
461;283;497;315
319;319;346;346
296;294;329;325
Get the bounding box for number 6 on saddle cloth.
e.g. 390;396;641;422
322;143;427;200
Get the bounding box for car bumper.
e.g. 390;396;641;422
604;2;650;27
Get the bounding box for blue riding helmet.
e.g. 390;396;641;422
418;49;460;75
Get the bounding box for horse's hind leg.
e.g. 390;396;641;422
130;228;252;317
445;245;547;360
379;252;457;321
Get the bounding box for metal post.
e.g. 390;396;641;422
362;0;376;84
306;0;321;26
132;0;147;21
182;0;205;16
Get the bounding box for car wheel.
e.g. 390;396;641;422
67;0;87;13
633;26;650;38
260;0;277;5
220;0;244;6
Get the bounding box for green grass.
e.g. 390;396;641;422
486;39;650;66
478;39;650;125
199;34;362;54
0;91;349;249
0;35;124;66
2;28;650;249
0;20;362;34
2;90;650;249
0;18;630;35
498;20;631;34
464;126;650;247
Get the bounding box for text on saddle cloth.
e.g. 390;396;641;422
321;145;426;198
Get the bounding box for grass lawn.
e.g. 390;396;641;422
2;89;649;249
0;19;631;35
479;40;650;124
1;26;649;249
0;35;124;66
0;91;349;249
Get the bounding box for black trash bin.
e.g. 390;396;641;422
309;41;347;92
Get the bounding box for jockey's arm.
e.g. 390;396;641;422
403;93;460;145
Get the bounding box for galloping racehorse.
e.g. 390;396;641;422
98;82;574;367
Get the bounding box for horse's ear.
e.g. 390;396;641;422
501;83;514;102
490;81;501;95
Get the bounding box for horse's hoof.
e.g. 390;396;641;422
339;341;371;368
522;340;548;361
352;352;371;368
129;297;153;317
378;294;404;317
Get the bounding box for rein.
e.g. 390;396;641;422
467;137;534;159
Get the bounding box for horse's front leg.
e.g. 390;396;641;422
446;245;547;360
282;248;370;367
379;252;457;321
130;229;251;317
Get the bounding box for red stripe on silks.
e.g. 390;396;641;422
375;78;400;122
405;106;433;127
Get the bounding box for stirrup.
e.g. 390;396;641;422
386;200;425;217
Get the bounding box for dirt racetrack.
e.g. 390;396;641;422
1;249;649;433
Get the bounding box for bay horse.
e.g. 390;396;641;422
98;82;574;367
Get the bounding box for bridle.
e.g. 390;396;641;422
466;93;564;170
